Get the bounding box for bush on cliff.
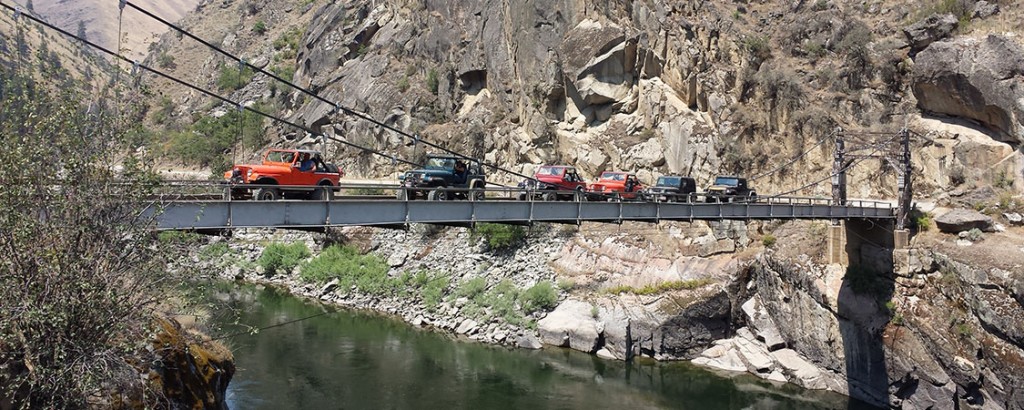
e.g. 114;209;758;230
299;245;393;294
0;66;178;406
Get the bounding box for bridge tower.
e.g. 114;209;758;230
828;127;914;264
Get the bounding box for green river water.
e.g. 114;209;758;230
204;283;875;409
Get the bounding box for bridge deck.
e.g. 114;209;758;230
150;199;895;230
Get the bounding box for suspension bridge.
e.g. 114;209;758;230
1;0;917;264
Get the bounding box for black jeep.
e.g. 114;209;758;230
705;176;757;202
397;154;486;200
641;175;697;202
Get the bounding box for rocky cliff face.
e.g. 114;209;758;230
146;0;1024;408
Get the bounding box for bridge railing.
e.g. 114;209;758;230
148;181;895;210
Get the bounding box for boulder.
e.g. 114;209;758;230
1004;213;1023;226
903;14;958;56
740;296;786;350
934;209;994;233
516;333;542;350
537;299;603;353
912;35;1024;144
771;348;827;390
972;1;999;19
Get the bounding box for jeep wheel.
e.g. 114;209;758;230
517;192;527;201
255;188;280;201
470;188;485;201
311;185;334;201
541;191;557;201
575;187;587;202
428;188;449;201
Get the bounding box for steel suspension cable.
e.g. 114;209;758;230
121;1;537;184
0;1;423;170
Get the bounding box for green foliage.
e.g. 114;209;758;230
955;322;972;338
812;0;829;11
911;211;932;232
420;272;451;311
163;103;268;170
273;26;303;51
743;35;772;62
456;277;488;299
271;64;296;83
0;63;174;406
521;281;558;313
258;242;311;276
397;76;410;92
472;223;527;251
762;234;777;247
152;95;174;125
604;279;712;295
216;64;255;91
157;53;176;69
253;20;268;35
993;169;1015;189
835;20;873;89
199;242;231;260
426;68;439;95
157;230;202;244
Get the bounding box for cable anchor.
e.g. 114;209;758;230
118;0;127;11
14;6;21;20
131;60;140;76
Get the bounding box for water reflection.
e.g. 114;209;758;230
202;283;872;410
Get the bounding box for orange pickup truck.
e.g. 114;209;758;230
224;148;343;200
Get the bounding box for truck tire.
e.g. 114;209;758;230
311;185;334;201
255;187;280;201
541;191;557;201
428;188;449;201
575;187;587;202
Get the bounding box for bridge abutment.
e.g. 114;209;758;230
827;220;898;270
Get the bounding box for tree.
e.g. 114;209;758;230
0;61;174;407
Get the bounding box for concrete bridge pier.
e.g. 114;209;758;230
827;220;900;270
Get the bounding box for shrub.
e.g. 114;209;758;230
421;273;450;311
1;62;176;406
762;234;777;247
397;76;410;92
298;245;391;293
743;35;772;63
966;228;983;242
911;211;932;232
157;53;176;69
521;281;558;313
426;68;439;94
199;242;231;260
472;223;527;251
258;242;310;276
252;20;268;35
603;279;711;295
456;277;488;299
216;64;255;91
163;102;268;169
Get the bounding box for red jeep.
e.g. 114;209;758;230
517;165;588;201
587;171;644;201
224;149;343;200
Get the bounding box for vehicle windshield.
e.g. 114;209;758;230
657;176;681;186
600;172;626;181
425;157;456;170
537;166;564;177
714;177;739;186
266;150;296;163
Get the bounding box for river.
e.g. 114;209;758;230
201;282;875;409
